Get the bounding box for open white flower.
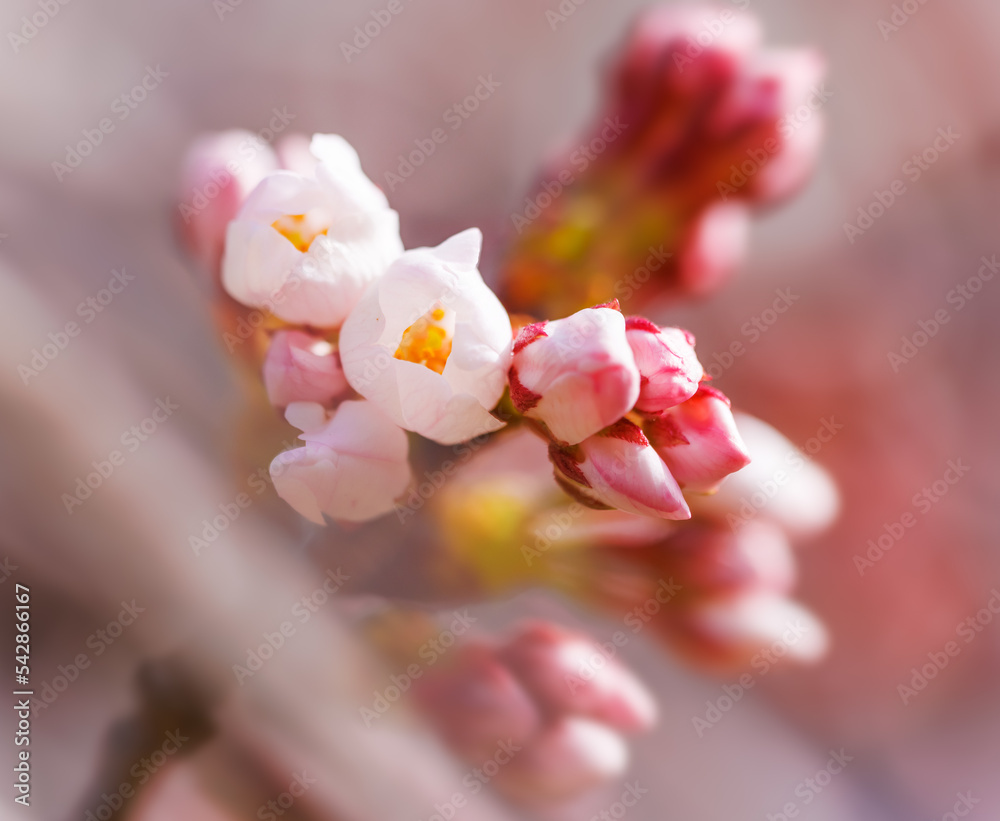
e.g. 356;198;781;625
222;134;403;329
338;228;512;446
270;400;412;524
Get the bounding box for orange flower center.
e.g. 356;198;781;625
271;213;329;252
394;306;454;374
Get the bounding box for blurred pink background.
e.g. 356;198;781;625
2;0;999;818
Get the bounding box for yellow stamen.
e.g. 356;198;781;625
394;306;453;374
271;213;329;252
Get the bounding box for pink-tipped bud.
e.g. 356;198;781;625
552;419;690;520
667;592;828;671
677;202;751;296
176;130;279;277
491;717;629;806
510;304;640;446
750;49;827;203
625;316;703;412
498;621;658;733
412;642;541;762
661;521;796;597
262;330;349;409
647;385;750;493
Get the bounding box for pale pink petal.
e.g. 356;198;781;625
491;717;629;806
262;330;349;409
270;400;411;524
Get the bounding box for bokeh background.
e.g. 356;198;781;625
2;0;999;819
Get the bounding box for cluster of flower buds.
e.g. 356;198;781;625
410;621;656;805
180;131;752;527
510;302;750;520
428;411;834;674
181;132;518;523
501;5;826;316
557;521;829;673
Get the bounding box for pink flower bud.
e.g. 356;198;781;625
647;386;750;493
677;202;751;296
491;717;629;806
498;621;658;733
270;400;411;524
690;412;839;537
747;49;827;204
509;303;640;445
552;419;690;520
262;330;349;409
412;641;541;762
660;522;796;597
625;316;703;412
176;130;279;277
665;592;828;671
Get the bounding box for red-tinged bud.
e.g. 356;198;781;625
677;202;750;296
553;420;690;520
510;305;639;445
659;521;796;597
499;621;658;733
647;385;751;493
625;317;703;412
412;641;541;762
